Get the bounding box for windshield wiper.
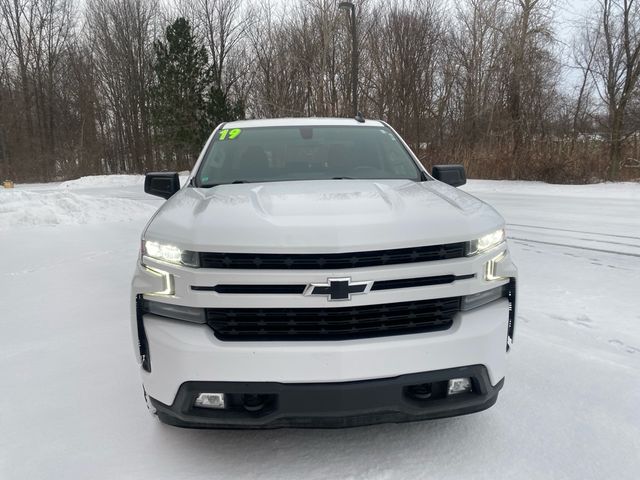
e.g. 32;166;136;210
200;180;250;188
331;176;356;180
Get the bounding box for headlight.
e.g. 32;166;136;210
143;240;200;267
467;229;505;256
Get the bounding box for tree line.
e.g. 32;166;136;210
1;0;640;183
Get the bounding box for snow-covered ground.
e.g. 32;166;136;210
1;176;639;479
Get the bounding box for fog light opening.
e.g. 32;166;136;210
242;394;267;412
194;393;226;409
407;383;433;400
447;377;472;395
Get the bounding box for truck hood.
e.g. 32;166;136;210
144;179;504;252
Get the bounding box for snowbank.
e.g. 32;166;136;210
58;173;190;190
59;175;145;189
465;179;640;199
0;190;157;230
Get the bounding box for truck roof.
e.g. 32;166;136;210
222;117;386;129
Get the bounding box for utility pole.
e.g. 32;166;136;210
339;1;358;116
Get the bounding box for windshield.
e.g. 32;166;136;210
195;125;422;187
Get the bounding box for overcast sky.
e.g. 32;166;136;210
554;0;597;92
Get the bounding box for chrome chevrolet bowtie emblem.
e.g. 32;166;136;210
304;277;373;301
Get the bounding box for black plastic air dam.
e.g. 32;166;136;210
149;365;503;429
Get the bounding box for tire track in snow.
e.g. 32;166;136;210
506;222;640;258
506;223;640;241
510;237;640;258
508;228;640;249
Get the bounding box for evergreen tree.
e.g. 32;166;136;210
152;17;245;168
205;85;245;129
151;18;211;165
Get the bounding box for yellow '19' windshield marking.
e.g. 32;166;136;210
218;128;242;141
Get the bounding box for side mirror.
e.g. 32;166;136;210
431;165;466;187
144;172;180;199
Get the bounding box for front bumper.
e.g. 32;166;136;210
140;298;510;407
150;365;503;429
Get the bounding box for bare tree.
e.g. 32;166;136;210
0;0;38;166
366;0;444;150
570;18;599;153
247;0;344;117
86;0;157;173
31;0;74;178
0;0;77;179
450;0;505;147
505;0;557;177
586;0;640;179
177;0;253;99
67;40;102;175
0;15;11;178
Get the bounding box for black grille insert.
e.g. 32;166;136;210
192;274;475;295
371;274;474;291
199;243;466;270
206;297;460;341
193;284;306;294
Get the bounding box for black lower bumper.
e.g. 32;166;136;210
150;365;503;429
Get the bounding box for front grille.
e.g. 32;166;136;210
206;297;461;341
199;243;466;269
191;274;475;294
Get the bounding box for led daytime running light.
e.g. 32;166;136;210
485;251;508;281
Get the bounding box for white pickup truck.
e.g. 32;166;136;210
131;117;517;428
